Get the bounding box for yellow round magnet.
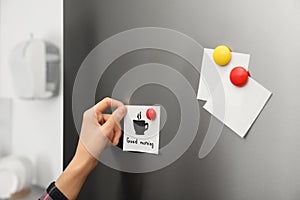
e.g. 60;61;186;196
213;45;231;66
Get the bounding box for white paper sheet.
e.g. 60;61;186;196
203;77;272;137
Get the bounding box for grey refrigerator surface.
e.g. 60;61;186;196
64;0;300;199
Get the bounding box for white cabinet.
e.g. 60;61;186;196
0;98;12;156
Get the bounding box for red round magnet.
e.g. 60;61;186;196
230;66;249;87
146;108;156;120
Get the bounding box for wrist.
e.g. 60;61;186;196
55;140;98;200
72;142;98;173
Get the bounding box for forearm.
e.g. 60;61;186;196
40;98;126;200
55;141;98;200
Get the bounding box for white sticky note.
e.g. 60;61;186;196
197;48;250;101
123;105;160;154
203;77;272;138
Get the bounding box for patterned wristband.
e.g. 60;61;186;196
46;182;68;200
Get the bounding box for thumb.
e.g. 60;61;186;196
102;106;127;132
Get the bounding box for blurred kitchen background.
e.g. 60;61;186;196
0;0;63;198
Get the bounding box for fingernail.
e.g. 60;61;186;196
119;106;127;115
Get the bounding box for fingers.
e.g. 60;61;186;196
101;109;126;145
94;97;126;145
98;114;110;125
102;106;127;133
112;125;122;145
101;114;120;129
94;97;124;115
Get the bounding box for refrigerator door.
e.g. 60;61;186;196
64;1;300;199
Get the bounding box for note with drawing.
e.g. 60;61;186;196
123;105;160;154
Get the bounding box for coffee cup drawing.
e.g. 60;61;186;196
133;111;149;135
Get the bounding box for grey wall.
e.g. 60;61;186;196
64;0;300;199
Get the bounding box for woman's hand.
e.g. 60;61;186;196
55;98;127;200
79;97;127;161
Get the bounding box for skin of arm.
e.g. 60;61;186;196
55;141;97;200
55;98;127;200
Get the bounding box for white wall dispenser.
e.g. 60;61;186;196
9;39;60;99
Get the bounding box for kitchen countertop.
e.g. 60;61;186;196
10;186;44;200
